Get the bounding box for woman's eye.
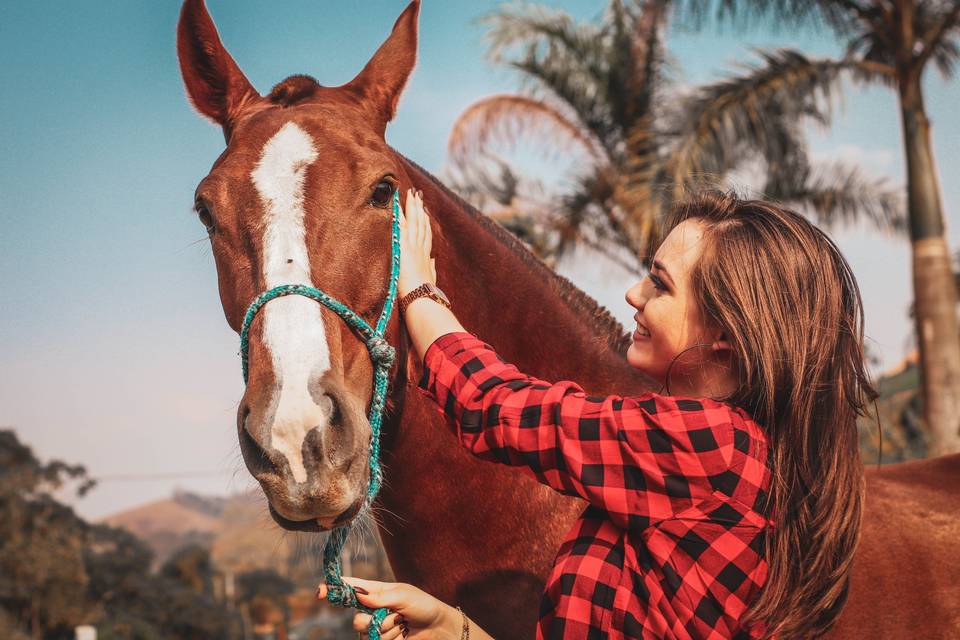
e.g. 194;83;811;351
196;202;215;234
370;180;395;208
649;274;666;291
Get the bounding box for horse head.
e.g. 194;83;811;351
177;0;420;532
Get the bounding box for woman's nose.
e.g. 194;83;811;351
625;280;646;310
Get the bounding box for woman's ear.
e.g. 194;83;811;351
710;330;732;353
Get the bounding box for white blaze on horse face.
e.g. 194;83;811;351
251;122;331;485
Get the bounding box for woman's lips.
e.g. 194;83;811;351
632;315;650;341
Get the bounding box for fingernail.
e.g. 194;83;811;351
353;586;369;595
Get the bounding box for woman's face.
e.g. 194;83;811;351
625;218;729;392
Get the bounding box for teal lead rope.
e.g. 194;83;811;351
239;189;402;639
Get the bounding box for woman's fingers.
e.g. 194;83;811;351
353;611;404;634
381;612;404;631
354;612;372;632
413;190;425;248
404;188;416;222
417;191;431;250
402;188;432;251
380;625;405;640
403;188;419;246
342;577;407;609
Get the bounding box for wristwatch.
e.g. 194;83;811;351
399;282;452;314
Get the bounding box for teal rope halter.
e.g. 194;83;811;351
239;189;402;639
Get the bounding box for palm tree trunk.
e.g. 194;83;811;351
898;71;960;455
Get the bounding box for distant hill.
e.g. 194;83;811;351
101;490;222;566
100;489;389;585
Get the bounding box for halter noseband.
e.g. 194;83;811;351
238;189;402;638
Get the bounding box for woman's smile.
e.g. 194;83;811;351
633;319;651;341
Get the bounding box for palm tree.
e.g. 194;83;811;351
446;0;903;276
681;0;960;455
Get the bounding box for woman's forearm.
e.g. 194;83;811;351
405;297;466;362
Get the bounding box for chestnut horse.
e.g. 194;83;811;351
175;1;960;637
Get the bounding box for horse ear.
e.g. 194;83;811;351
177;0;260;137
346;0;420;135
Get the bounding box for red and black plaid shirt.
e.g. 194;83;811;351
417;332;775;639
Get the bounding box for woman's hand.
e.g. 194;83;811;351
316;577;462;639
397;188;437;299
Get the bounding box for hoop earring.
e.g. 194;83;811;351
658;342;715;397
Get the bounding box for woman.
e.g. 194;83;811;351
317;189;876;639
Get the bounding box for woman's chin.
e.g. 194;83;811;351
626;342;648;370
627;343;663;385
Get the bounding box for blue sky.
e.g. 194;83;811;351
2;1;958;519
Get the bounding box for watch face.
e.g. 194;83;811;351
426;283;450;305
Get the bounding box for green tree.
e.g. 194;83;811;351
236;568;295;604
680;0;960;454
0;430;239;640
85;524;166;639
160;545;215;595
447;0;904;274
0;429;95;639
87;528;237;640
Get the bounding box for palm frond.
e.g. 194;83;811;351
479;7;614;151
676;0;860;35
553;174;646;274
615;116;665;256
847;58;898;87
478;2;669;157
487;209;558;262
915;1;960;77
508;53;617;154
445;156;526;209
765;160;906;233
931;34;960;78
662;49;847;193
446;94;606;167
478;1;608;95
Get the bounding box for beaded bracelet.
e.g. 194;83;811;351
455;606;470;640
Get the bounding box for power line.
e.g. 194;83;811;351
94;470;228;482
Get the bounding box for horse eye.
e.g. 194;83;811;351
196;202;215;234
370;181;395;208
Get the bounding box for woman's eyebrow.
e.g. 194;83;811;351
652;259;675;287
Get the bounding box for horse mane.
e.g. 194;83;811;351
400;155;632;356
269;74;322;106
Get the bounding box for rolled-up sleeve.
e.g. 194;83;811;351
416;332;747;529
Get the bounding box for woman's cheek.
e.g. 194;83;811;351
647;336;669;378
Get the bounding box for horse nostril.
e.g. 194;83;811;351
239;414;281;477
326;393;343;426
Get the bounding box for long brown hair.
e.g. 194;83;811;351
665;191;878;638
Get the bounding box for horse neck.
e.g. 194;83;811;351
370;160;650;631
403;158;645;391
